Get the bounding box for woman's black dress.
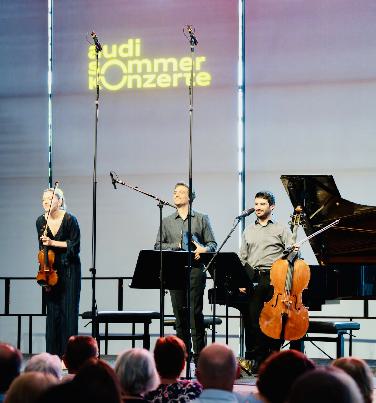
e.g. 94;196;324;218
36;212;81;357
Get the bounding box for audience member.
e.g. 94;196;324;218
145;336;202;402
287;366;363;403
63;335;98;376
72;358;122;403
195;343;255;402
115;348;159;402
256;350;316;403
36;382;73;403
332;357;374;403
24;353;62;380
4;372;57;403
0;343;23;403
39;358;122;403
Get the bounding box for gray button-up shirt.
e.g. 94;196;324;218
239;220;293;269
154;210;217;252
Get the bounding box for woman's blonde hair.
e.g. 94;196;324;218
44;188;66;210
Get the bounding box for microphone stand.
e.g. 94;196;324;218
183;25;198;379
90;33;102;338
204;217;243;344
109;172;176;338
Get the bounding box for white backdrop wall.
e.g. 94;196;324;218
1;0;376;358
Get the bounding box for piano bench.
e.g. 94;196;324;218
82;310;160;354
164;316;222;328
290;321;360;358
164;316;222;344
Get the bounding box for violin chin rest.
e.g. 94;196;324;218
37;279;47;286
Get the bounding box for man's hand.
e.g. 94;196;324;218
239;288;247;294
193;241;207;260
285;243;301;254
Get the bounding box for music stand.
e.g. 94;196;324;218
130;250;215;343
205;252;250;348
131;250;195;290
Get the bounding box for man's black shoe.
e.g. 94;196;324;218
251;359;261;375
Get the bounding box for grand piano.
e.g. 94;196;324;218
281;174;376;312
209;175;376;315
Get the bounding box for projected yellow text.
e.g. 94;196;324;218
88;38;212;91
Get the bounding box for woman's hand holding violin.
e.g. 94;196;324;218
41;235;53;246
40;236;67;249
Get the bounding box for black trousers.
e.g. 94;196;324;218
170;266;206;356
243;271;282;361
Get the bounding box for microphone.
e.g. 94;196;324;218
236;208;255;220
186;25;198;46
110;172;117;190
90;31;102;52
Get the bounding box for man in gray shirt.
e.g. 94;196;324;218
154;182;217;362
239;191;294;373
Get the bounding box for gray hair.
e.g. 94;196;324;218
24;353;62;380
115;348;159;396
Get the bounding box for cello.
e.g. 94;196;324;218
36;182;59;288
259;207;339;340
259;206;309;340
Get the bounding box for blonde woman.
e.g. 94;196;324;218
36;187;81;357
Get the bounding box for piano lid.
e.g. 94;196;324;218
281;175;376;264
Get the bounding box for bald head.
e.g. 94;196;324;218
196;343;238;391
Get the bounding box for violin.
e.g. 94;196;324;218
36;183;59;288
259;206;310;341
36;247;58;287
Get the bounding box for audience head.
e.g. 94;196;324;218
73;358;122;403
332;357;373;403
196;343;239;392
287;366;363;403
0;343;23;393
4;372;57;403
154;335;187;380
115;348;159;397
256;350;315;403
36;382;75;403
63;335;98;374
24;353;62;380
